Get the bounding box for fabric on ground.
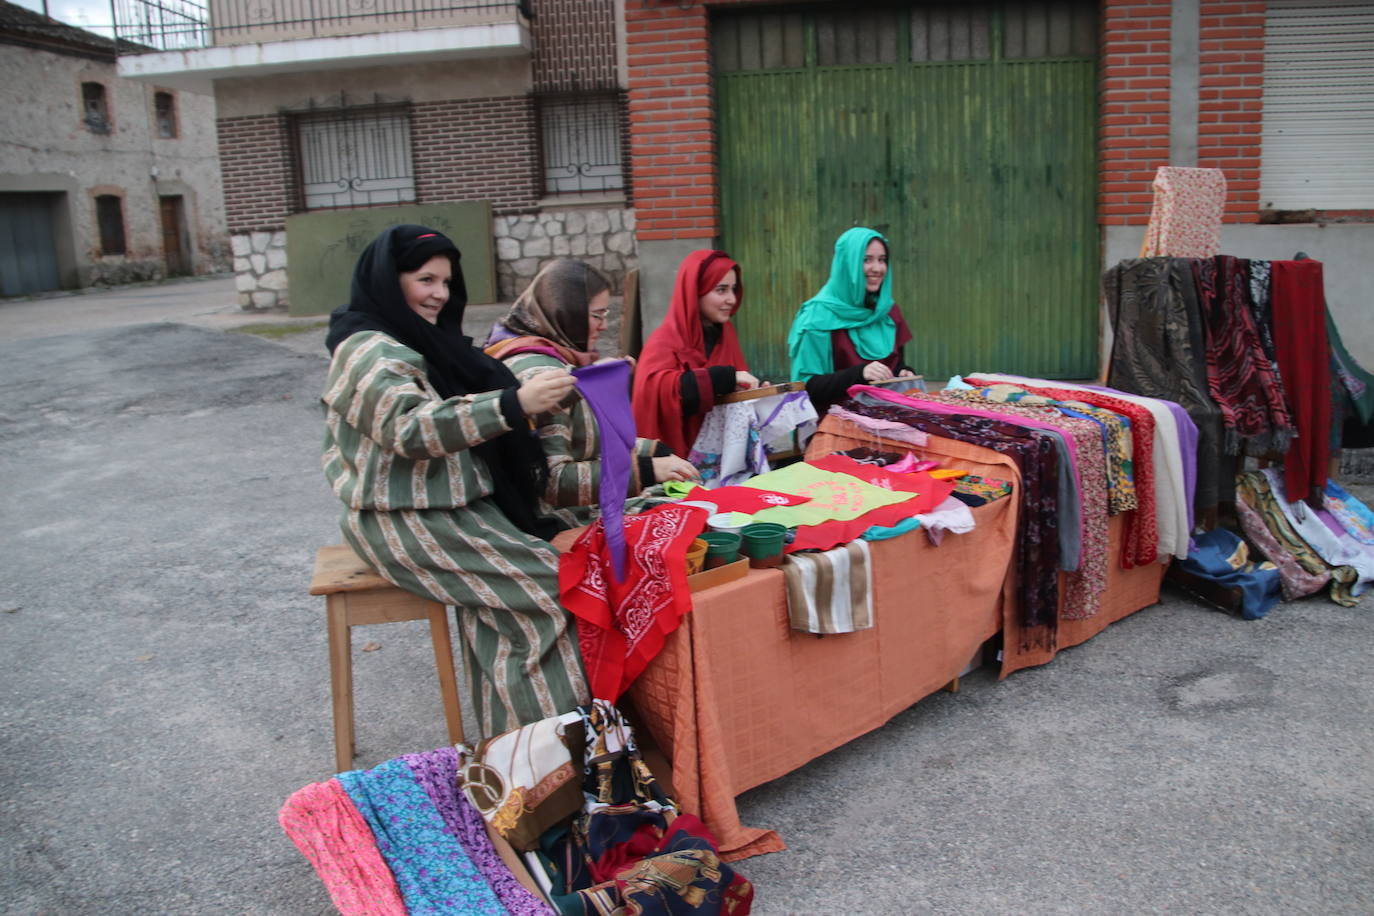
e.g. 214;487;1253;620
1260;467;1374;596
278;778;408;916
1324;479;1374;546
337;759;507;916
400;746;556;915
1175;527;1282;620
1235;471;1362;607
1233;493;1332;600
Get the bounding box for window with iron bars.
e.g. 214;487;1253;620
82;82;111;135
537;93;626;197
288;105;417;211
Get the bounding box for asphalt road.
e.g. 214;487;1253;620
1;277;1371;915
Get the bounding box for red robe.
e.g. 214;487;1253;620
631;250;751;456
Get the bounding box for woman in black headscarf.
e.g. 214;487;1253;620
322;225;589;736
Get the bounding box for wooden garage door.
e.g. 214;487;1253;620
715;2;1099;381
0;193;62;297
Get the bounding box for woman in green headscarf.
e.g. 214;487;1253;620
788;227;916;412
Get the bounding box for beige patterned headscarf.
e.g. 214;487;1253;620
487;259;610;366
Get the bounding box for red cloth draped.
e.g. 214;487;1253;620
631;250;751;456
1270;259;1332;503
558;504;709;701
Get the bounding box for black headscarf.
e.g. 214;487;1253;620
326;224;555;540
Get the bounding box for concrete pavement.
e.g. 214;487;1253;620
1;277;1371;915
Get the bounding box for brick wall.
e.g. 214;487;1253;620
532;0;619;92
217;114;291;233
412;96;540;214
1098;0;1173;227
624;1;717;241
1198;0;1265;223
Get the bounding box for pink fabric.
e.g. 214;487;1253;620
278;778;407;916
1141;166;1227;258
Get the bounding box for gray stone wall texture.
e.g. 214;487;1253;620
0;41;229;286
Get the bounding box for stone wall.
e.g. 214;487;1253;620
494;207;637;301
231;230;288;309
231;207;637;309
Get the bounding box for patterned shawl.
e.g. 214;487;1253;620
1103;256;1230;510
1191;255;1295;455
838;394;1062;649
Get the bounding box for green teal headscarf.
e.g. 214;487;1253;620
788;227;896;381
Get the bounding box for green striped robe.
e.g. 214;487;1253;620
502;350;666;529
321;331;590;736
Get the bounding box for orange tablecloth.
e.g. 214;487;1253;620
623;418;1163;860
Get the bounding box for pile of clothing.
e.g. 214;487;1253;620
280;700;753;915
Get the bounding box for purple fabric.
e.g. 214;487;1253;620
572;359;636;581
1317;508;1352;540
1165;402;1199;533
400;747;555;916
485;322;518;345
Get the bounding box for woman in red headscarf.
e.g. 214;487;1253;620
631;249;759;456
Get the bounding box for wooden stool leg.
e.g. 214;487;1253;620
327;594;356;773
426;602;465;747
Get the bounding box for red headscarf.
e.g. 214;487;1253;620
632;250;750;456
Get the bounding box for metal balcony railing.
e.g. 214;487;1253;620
112;0;529;52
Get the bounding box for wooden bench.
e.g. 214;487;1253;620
310;545;465;773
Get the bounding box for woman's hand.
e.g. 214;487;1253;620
897;368;916;379
517;369;576;416
862;361;895;382
734;371;760;390
652;455;701;484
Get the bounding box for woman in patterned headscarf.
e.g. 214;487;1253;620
322;224;589;736
486;258;698;529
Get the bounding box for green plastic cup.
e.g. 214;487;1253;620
739;523;786;568
699;531;741;568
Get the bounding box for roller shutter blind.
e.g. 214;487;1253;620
1261;0;1374;209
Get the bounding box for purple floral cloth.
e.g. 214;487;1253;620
401;747;555;916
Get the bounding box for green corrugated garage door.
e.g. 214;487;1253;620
715;3;1099;382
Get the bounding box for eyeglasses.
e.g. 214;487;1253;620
589;310;610;322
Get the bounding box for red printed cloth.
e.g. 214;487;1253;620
559;504;709;701
683;484;810;513
808;453;956;507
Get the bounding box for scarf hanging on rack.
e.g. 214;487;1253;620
1103;257;1229;512
1192;255;1295;455
1269;259;1332;503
